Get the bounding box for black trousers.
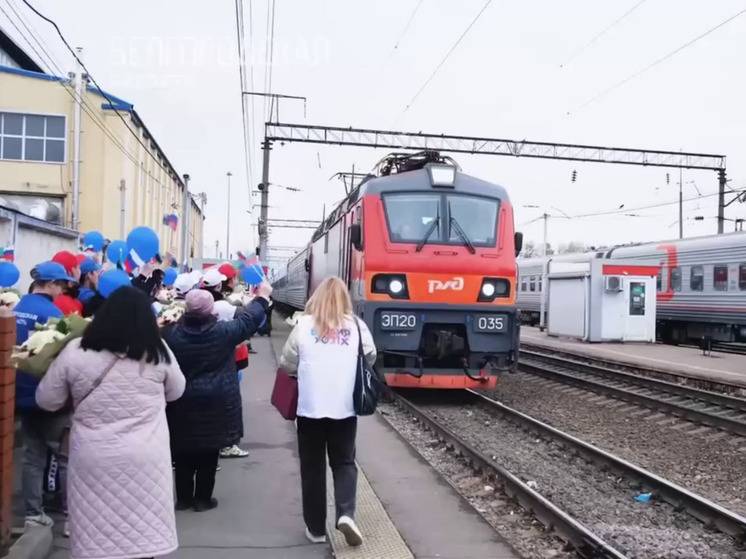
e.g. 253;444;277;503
173;449;219;504
297;416;358;536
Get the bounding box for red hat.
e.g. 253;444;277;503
52;251;80;275
218;262;237;280
76;254;87;265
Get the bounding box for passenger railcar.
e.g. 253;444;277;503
272;151;522;389
516;232;746;343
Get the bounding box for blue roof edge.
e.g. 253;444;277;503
0;64;134;110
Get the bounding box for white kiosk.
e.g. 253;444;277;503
546;259;658;342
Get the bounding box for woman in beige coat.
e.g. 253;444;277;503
37;286;185;559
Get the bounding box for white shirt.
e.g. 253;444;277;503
280;314;377;419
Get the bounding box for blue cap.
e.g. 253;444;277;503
33;261;74;282
79;257;101;275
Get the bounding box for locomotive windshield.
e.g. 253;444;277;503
384;193;498;247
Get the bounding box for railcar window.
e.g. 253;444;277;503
529;276;536;292
713;265;728;291
447;196;498;245
740;265;746;291
521;277;527;292
538;278;543;292
656;271;662;292
690;265;704;291
671;267;682;292
384;194;441;242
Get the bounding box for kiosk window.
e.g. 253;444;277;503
629;282;646;316
690;266;704;291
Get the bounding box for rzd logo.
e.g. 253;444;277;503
427;277;464;294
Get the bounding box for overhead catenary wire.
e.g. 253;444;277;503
266;0;277;121
19;0;185;183
234;0;254;198
403;0;493;112
389;0;423;55
570;6;746;114
560;0;647;68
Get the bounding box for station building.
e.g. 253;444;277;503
0;28;203;262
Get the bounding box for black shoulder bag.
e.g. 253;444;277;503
352;318;384;416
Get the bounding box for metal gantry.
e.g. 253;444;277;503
256;122;729;257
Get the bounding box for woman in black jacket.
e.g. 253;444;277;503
163;283;271;511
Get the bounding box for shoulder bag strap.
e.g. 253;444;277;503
353;318;364;358
75;355;120;410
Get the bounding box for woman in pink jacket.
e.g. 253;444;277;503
37;286;186;559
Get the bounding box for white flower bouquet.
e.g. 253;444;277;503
13;315;91;378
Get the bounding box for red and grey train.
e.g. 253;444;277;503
272;151;522;389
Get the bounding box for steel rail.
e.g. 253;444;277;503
521;347;746;413
393;393;629;559
465;390;746;542
518;350;746;437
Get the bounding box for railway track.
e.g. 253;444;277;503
518;346;746;437
393;389;746;558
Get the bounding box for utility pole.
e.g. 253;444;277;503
226;172;232;259
259;139;272;260
717;168;727;235
71;46;84;231
180;174;190;270
679;165;684;239
215;240;219;258
119;179;126;239
542;213;549;257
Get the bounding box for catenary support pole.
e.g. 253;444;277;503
259;138;272;260
717;168;727;234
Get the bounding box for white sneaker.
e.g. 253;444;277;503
24;513;54;529
305;527;326;544
220;445;249;458
336;516;363;547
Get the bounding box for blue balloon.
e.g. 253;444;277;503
0;261;19;288
106;240;128;265
126;227;159;266
163;267;178;287
240;264;264;286
82;231;105;252
98;269;131;298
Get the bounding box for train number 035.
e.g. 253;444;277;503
380;313;417;330
475;315;506;332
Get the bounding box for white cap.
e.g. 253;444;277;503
202;267;227;288
174;270;203;295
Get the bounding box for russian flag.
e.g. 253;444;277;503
2;246;14;262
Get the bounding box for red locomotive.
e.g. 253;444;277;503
272;151;522;388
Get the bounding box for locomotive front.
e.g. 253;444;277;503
353;153;521;388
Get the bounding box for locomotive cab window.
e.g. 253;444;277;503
740;264;746;291
670;267;682;292
383;193;499;247
713;265;728;291
690;265;704;291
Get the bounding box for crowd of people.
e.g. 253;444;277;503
12;247;375;557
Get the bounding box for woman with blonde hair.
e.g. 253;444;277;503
280;276;376;547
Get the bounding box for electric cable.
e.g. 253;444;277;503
560;0;647;68
390;0;423;55
234;0;253;197
403;0;492;112
570;6;746;113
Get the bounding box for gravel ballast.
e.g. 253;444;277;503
397;395;741;559
379;403;574;559
489;372;746;517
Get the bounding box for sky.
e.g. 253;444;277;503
3;0;745;268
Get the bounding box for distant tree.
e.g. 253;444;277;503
521;240;536;258
557;241;586;254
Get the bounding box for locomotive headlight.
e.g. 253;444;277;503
372;273;409;299
389;279;404;295
478;278;510;302
481;283;496;298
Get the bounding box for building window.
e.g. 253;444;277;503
0;112;65;163
713;265;728;291
690;265;704;292
671;267;682;292
739;265;746;291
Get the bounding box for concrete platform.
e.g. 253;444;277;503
271;315;519;559
521;326;746;389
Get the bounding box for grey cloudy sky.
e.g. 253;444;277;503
4;0;745;260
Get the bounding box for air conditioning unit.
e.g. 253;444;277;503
604;276;622;292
